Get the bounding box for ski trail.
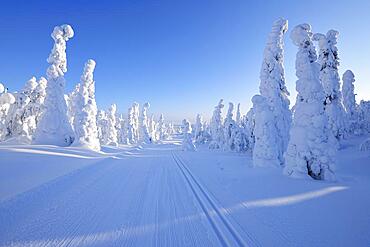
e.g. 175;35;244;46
172;152;260;247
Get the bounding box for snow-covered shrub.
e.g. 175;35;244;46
342;70;359;135
33;24;75;146
314;30;347;142
259;18;291;164
71;59;100;151
252;95;280;167
182;119;196;151
284;24;336;181
209;99;225;149
359;138;370;151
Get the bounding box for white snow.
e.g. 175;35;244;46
0;136;369;246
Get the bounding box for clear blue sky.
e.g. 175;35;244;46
0;0;369;122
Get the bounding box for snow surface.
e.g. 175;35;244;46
0;136;370;246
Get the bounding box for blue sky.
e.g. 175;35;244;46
0;0;369;122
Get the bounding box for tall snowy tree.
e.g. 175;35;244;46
252;95;280;167
259;18;291;165
127;103;139;144
235;103;242;126
182;119;196;151
117;114;129;144
72;59;100;151
194;113;207;144
33;24;75;146
209;99;225;149
342;70;358;135
28;77;48;135
284;24;336;181
314;30;347;142
223;102;239;151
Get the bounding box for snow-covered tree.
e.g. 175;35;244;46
0;84;15;141
223;102;237;151
72;59;100;151
251;95;280;167
67;83;80;127
182;119;196;151
104;104;118;146
117;114;129;144
28;77;47;135
127;103;139;144
96;110;108;143
139;102;151;143
235;103;242;126
359;100;370;133
156;113;168;141
209;99;224;149
245;107;255;151
284;24;336;181
194;113;207;144
314;30;347;142
259;18;291;164
33;24;75;146
342;70;358;134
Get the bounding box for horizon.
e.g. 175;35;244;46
1;0;369;123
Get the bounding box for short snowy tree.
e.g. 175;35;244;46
156;113;168;141
251;95;280;167
314;30;347;142
104;104;118;146
342;70;359;135
358;100;370;133
0;84;15;141
33;24;75;146
182;119;196;151
194;114;207;144
127;103;139;144
284;24;336;181
209;99;225;149
139;102;152;143
259;18;291;164
71;59;100;151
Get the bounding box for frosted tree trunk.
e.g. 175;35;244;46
33;24;75;146
284;24;336;181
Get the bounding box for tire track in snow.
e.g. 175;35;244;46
172;152;257;247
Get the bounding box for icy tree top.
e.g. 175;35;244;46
82;59;96;80
0;83;4;94
313;29;340;70
23;77;38;95
343;70;355;82
265;18;288;53
290;24;313;47
226;102;234;119
47;24;74;78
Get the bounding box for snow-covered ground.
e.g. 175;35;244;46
0;136;370;246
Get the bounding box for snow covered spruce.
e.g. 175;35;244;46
33;24;75;146
71;59;100;151
284;24;336;181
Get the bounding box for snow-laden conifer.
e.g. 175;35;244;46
182;119;196;151
342;70;358;134
104;104;118;146
72;59;100;151
284;24;336;181
0;84;15;141
194;114;207;144
156;113;168;141
139;102;151;143
259;18;291;164
209;99;224;149
33;24;75;146
314;30;347;142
